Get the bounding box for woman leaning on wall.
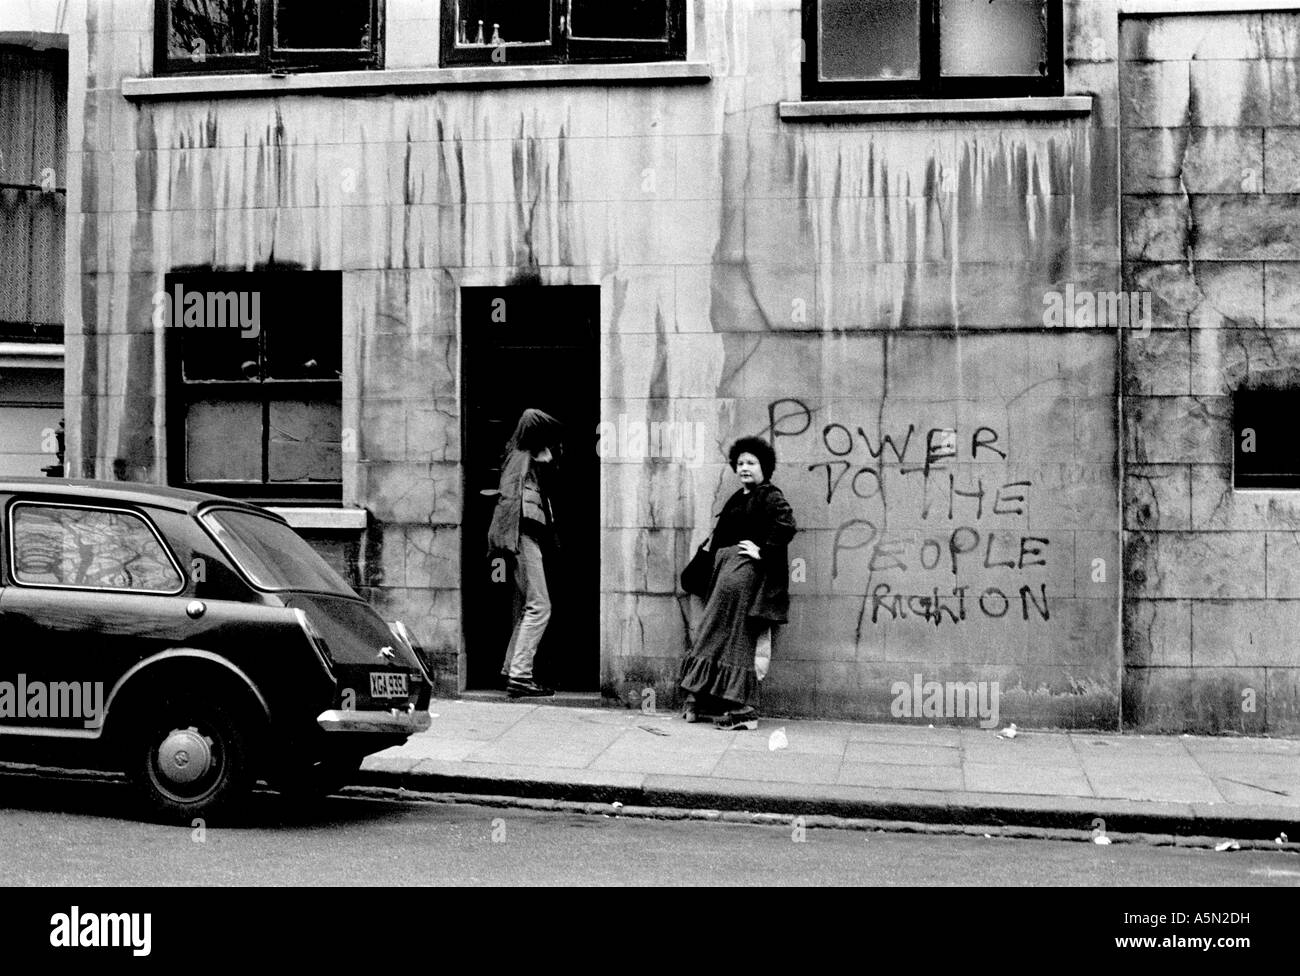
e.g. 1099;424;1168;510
679;436;797;731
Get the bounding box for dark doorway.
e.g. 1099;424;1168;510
462;285;600;691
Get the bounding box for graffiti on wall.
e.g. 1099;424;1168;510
769;398;1051;629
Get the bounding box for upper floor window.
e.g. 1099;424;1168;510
440;0;686;66
802;0;1062;100
156;0;382;74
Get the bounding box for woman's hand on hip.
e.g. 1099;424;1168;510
738;540;762;560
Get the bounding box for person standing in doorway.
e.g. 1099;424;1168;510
488;408;563;698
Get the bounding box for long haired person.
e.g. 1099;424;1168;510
488;408;563;698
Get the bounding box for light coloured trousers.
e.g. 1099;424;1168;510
502;534;551;682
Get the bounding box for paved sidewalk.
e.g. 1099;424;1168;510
359;700;1300;838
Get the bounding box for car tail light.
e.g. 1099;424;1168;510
295;608;336;681
389;619;433;683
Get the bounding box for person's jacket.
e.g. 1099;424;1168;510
709;480;797;625
487;449;556;556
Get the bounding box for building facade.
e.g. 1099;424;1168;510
61;0;1300;732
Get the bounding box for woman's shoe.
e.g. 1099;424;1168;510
715;711;758;731
682;706;712;723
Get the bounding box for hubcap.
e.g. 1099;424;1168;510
156;727;214;786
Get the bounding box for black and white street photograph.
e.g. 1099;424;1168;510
0;0;1296;942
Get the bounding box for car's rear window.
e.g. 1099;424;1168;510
201;509;354;596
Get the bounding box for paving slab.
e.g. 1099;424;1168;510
846;724;965;746
1180;736;1300;756
837;762;964;791
724;727;849;756
711;752;844;785
1085;772;1227;805
844;742;961;767
962;762;1095;797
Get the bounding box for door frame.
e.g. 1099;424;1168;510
453;268;607;694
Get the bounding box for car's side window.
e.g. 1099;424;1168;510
10;504;184;593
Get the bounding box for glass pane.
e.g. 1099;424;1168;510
455;0;551;45
941;0;1047;76
262;274;342;380
819;0;920;82
202;510;354;595
168;278;264;382
569;0;666;40
167;0;261;59
275;0;372;50
13;506;182;592
186;399;263;482
267;399;341;483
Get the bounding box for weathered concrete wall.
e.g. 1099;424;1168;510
67;0;1126;724
1121;9;1300;734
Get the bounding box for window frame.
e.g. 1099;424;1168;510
154;0;384;76
163;268;344;505
439;0;687;68
7;501;186;595
801;0;1063;101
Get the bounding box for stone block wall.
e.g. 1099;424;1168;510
1121;9;1300;733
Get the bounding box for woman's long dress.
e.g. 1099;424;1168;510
678;545;763;709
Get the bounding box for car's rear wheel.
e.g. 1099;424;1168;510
127;697;254;823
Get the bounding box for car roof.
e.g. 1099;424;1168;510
0;478;286;520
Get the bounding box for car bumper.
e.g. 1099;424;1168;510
316;708;433;735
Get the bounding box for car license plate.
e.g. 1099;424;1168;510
370;672;408;698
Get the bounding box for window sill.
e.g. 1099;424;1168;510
265;507;368;531
0;343;64;369
778;95;1093;121
1120;0;1300;14
122;61;713;101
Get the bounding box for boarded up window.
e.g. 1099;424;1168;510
166;269;342;502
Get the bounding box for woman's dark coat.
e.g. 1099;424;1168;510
707;481;797;625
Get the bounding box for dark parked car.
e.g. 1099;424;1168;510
0;479;431;821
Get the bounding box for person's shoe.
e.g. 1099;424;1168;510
715;710;758;731
682;706;711;723
507;678;554;699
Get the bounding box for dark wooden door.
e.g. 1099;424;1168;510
461;285;599;691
